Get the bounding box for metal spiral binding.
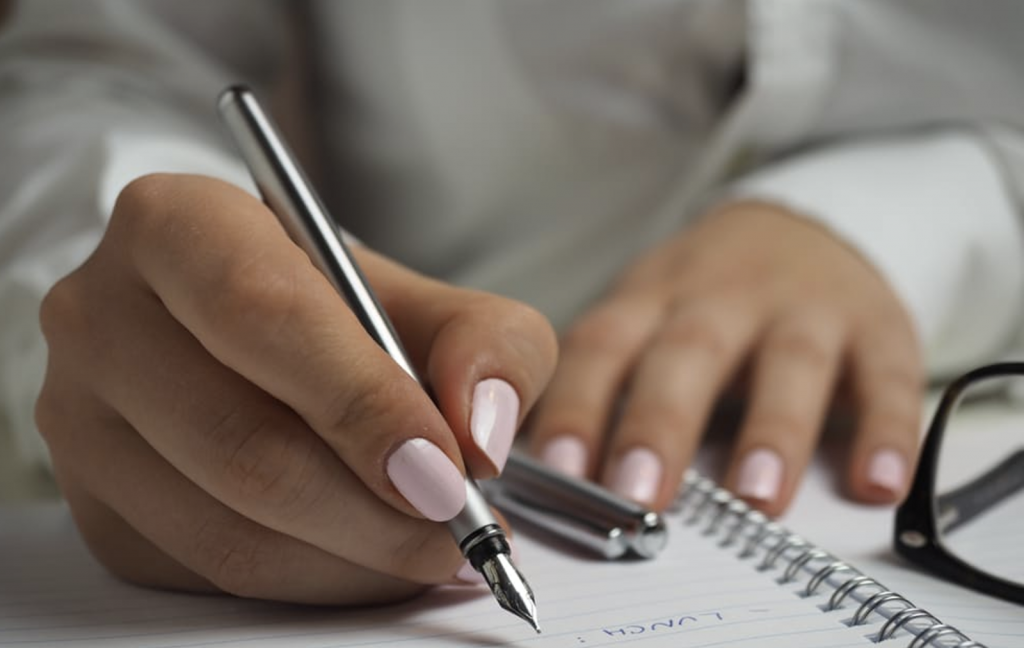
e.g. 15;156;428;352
879;608;938;641
742;520;784;559
804;561;852;597
701;489;735;536
851;590;912;626
722;507;766;549
675;474;986;648
675;471;703;510
826;575;880;611
705;495;746;538
908;624;969;648
759;533;806;571
781;548;830;584
684;478;720;525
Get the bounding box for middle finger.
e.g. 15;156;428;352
601;297;761;509
87;285;465;584
724;307;846;515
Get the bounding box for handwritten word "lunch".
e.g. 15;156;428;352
602;611;724;637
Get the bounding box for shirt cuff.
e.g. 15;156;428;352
0;130;253;469
728;130;1024;376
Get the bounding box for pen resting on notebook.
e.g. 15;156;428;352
486;452;667;560
216;84;539;633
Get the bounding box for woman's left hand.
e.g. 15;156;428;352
526;201;923;516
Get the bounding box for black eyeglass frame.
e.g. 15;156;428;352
894;362;1024;605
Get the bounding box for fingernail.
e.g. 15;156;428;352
736;448;784;503
455;560;486;585
867;448;907;497
609;447;662;505
540;435;588;478
471;378;519;473
386;438;466;522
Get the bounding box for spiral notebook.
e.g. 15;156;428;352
3;470;1020;648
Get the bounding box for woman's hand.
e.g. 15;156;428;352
36;174;557;604
528;201;922;516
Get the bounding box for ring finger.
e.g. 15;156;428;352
724;307;846;515
51;416;428;605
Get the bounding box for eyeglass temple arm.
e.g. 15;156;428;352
936;448;1024;535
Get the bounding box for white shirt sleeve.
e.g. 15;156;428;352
0;131;255;469
729;130;1024;378
0;1;267;468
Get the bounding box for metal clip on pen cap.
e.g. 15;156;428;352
487;452;668;560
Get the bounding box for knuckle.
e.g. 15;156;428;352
194;521;281;598
564;303;643;355
38;273;89;348
621;400;700;438
33;383;67;445
766;329;834;370
36;277;103;447
320;378;405;442
532;402;598;442
866;407;919;437
874;364;923;395
217;410;321;513
497;299;551;335
210;257;300;340
118;173;175;209
499;300;558;351
745;409;810;439
109;173;177;244
657;314;732;364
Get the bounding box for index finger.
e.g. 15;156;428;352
107;173;465;521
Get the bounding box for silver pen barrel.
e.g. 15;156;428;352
217;85;538;631
216;86;504;549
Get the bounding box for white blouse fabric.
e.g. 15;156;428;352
1;0;1022;471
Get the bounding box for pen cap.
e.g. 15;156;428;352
494;453;667;559
482;480;631;560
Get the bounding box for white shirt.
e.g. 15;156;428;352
1;0;1023;474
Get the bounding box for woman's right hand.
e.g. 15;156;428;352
35;174;557;605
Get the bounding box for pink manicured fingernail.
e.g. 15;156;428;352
540;435;588;478
471;378;519;473
386;438;466;522
867;448;907;497
609;447;662;505
736;448;784;503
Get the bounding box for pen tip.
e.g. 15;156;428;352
478;552;541;633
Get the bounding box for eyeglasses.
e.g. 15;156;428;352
895;362;1024;605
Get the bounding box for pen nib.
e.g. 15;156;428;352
479;552;541;633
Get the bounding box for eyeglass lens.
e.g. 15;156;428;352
935;374;1024;587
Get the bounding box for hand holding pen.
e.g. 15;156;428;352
34;98;557;612
218;86;547;628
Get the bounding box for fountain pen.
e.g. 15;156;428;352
217;85;539;632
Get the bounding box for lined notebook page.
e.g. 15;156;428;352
782;453;1024;648
2;501;880;648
